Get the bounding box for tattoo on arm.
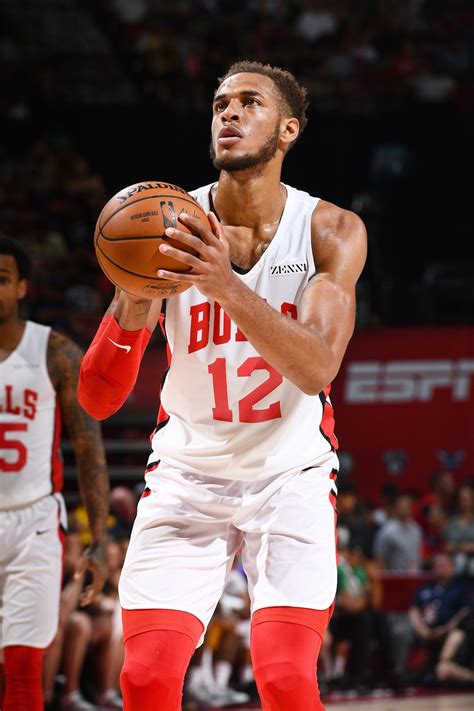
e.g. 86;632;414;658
48;331;109;542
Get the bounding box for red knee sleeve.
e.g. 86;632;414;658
251;607;333;711
120;610;203;711
0;662;5;707
78;315;152;420
3;646;44;711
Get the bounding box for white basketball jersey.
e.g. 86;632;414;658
149;183;339;481
0;321;62;509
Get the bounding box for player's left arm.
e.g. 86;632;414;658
157;204;366;394
48;331;109;606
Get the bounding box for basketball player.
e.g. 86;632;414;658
79;61;367;710
0;237;109;711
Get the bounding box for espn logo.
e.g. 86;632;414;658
270;262;307;276
345;359;474;403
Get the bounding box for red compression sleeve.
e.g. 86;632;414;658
78;315;151;420
4;646;44;711
251;607;333;711
120;610;203;711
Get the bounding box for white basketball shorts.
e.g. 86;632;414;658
119;459;338;644
0;494;66;653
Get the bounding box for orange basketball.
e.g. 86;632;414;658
94;181;211;299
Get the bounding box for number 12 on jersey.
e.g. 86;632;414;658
208;356;283;423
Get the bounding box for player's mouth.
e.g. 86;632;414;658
217;126;242;146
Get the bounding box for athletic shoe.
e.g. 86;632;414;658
212;686;251;706
59;691;98;711
96;689;123;709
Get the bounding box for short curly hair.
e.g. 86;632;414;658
217;61;309;148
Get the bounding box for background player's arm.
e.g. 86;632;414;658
159;207;366;394
48;330;109;605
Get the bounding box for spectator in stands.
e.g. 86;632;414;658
422;502;449;564
408;553;473;681
44;527;124;710
373;482;400;527
373;492;423;571
336;481;378;559
109;486;137;541
444;483;474;578
414;469;456;536
436;610;474;686
329;526;397;692
185;560;251;707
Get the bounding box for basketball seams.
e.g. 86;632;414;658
99;193;206;233
95;239;177;282
98;229;168;243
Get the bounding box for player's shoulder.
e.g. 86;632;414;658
312;199;366;241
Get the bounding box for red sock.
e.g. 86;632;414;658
120;609;203;711
3;646;44;711
0;662;5;707
251;606;333;711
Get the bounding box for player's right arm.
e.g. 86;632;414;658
78;289;163;420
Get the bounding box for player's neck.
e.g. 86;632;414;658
214;168;285;230
0;316;26;354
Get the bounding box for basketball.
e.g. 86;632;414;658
94;181;211;299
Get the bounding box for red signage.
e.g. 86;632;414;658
330;327;474;501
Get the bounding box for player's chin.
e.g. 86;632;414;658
211;151;256;173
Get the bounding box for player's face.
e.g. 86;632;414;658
0;255;27;323
210;73;286;172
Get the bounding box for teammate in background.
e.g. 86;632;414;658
79;61;367;711
0;237;109;711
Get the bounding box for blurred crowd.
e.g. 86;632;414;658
0;133;114;347
1;0;473;114
45;470;474;709
105;0;474;115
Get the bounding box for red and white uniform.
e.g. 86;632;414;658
0;321;65;651
150;182;338;481
0;321;63;506
120;184;338;637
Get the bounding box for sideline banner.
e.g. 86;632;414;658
330;327;474;501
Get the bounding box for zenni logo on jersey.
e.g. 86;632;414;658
269;261;308;276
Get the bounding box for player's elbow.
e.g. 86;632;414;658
77;371;123;420
299;366;339;396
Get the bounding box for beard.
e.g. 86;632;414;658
209;121;280;172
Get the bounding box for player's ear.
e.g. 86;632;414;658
17;278;28;300
280;117;299;150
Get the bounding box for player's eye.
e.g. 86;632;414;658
214;102;226;112
243;97;258;106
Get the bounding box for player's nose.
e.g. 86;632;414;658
221;100;240;123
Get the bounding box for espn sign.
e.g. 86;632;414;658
345;360;474;403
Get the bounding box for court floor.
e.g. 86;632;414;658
326;692;474;709
214;693;474;711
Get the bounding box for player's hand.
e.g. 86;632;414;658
157;212;239;300
74;540;108;607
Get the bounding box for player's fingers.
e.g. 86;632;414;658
159;244;202;268
207;211;223;240
163;229;211;260
157;269;194;282
177;213;217;245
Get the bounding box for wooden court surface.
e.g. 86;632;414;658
215;693;474;710
326;692;474;710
